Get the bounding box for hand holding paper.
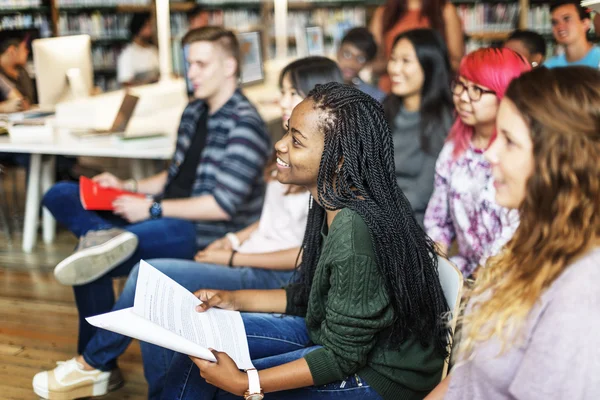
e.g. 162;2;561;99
191;350;248;396
86;260;254;369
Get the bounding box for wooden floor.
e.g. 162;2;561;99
0;230;148;399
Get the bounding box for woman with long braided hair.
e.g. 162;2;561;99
160;82;450;400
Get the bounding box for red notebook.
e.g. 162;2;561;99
79;176;145;211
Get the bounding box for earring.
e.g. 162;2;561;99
531;61;538;67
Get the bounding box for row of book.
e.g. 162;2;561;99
266;8;364;40
92;45;122;70
95;75;119;92
457;3;519;33
56;0;149;6
170;9;262;37
0;0;43;8
0;14;52;37
195;0;260;4
58;13;131;39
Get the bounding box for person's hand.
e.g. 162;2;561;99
93;172;124;189
0;98;24;113
191;350;247;396
194;249;234;266
193;289;238;313
21;98;31;111
113;195;152;223
203;236;233;252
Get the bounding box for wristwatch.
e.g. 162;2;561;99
149;201;162;219
243;368;264;400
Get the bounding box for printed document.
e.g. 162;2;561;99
86;260;253;369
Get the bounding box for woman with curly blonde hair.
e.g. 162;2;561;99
427;66;600;399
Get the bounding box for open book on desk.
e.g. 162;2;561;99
86;260;254;369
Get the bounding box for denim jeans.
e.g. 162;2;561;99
159;313;383;400
42;182;198;353
82;259;295;387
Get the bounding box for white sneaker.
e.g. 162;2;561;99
54;228;138;286
32;358;124;400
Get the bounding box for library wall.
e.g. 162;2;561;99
2;0;597;92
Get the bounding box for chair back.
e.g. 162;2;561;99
437;255;464;379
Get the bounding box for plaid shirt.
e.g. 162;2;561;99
165;89;271;249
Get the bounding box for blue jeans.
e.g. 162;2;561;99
82;259;294;385
42;181;198;353
160;313;382;400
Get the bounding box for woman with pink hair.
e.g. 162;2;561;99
424;47;530;278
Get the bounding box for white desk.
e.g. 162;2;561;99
0;128;174;253
0;80;283;254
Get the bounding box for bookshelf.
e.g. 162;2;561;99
52;0;153;91
2;0;572;91
0;0;53;37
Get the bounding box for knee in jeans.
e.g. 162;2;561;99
42;181;78;208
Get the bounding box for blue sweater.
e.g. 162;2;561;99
165;89;271;249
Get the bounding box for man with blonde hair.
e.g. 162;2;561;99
34;27;271;400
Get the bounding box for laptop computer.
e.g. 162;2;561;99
69;93;139;138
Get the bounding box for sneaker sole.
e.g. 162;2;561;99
32;371;124;400
54;232;139;286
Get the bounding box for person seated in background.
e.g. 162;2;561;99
337;27;385;102
117;12;160;86
0;73;29;166
31;56;344;400
504;29;547;67
34;27;271;400
369;0;464;92
424;48;531;279
0;34;34;108
544;0;600;68
0;73;25;113
384;29;454;228
427;66;600;400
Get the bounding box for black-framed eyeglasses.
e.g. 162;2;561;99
451;80;496;102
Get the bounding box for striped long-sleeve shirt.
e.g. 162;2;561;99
165;89;271;249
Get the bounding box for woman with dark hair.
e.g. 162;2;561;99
278;56;344;104
160;82;451;400
31;57;343;400
384;28;454;226
369;0;464;93
427;66;600;399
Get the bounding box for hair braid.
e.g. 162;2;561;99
296;82;450;355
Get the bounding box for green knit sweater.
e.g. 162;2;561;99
285;208;444;400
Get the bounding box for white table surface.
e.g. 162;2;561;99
0;128;174;159
0;80;282;254
0;126;175;253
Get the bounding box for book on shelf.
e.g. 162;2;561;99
0;14;51;37
56;0;150;7
456;3;519;34
87;260;254;369
0;0;43;8
59;13;131;39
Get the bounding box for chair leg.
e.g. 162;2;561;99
10;168;23;234
0;168;12;244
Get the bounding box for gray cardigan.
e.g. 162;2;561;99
392;107;452;227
